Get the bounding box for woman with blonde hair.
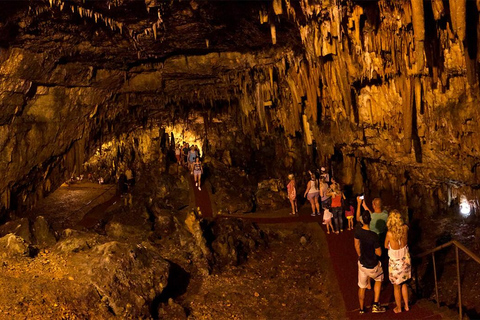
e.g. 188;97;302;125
286;174;298;215
384;210;411;313
304;171;320;216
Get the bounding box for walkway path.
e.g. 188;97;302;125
189;175;213;218
190;186;446;319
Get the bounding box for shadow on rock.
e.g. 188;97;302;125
151;261;190;319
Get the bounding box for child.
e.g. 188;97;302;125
344;201;355;230
323;208;334;234
287;174;298;215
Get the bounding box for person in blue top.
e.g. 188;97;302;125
187;146;196;175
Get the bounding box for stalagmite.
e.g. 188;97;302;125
411;0;425;74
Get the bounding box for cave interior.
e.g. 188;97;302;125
1;0;480;318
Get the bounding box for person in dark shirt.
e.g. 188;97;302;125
354;209;386;314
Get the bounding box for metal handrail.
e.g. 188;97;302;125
415;240;480;320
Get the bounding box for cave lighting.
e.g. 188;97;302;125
166;124;203;154
459;196;471;216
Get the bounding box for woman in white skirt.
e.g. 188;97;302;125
384;210;411;313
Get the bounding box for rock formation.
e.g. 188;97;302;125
0;0;479;224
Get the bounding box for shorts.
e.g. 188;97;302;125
346;216;353;219
307;192;319;201
194;170;202;178
358;261;383;288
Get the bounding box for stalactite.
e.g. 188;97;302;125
402;76;414;154
455;0;467;41
449;0;458;37
1;188;10;210
270;23;277;45
273;0;282;15
414;77;422;122
302;114;313;146
259;9;269;24
352;6;364;50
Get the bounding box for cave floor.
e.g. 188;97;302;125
4;181;479;319
183;222;345;320
22;182;118;230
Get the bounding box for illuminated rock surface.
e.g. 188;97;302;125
0;0;480;318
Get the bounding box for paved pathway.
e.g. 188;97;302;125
190;187;446;319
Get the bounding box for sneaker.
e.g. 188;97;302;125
372;303;386;313
198;187;201;191
311;213;315;217
359;309;365;314
195;182;198;187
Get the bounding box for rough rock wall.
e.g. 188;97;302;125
230;0;480;213
1;0;480;216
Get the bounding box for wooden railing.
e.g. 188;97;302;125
416;240;480;320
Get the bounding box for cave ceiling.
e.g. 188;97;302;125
2;0;480;214
0;0;302;101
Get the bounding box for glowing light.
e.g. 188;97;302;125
459;196;471;216
166;125;203;155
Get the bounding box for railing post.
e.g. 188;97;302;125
456;246;462;320
432;252;440;308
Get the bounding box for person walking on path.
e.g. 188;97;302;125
328;181;345;234
287;174;298;215
319;177;331;213
323;208;334;234
188;146;197;174
320;166;330;183
385;210;411;313
304;171;321;216
175;144;182;164
354;204;386;314
182;142;189;167
193;157;203;190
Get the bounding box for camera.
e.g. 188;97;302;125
359;195;364;200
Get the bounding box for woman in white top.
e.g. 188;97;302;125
384;210;411;313
304;171;320;216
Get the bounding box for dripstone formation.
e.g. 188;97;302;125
1;0;479;217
